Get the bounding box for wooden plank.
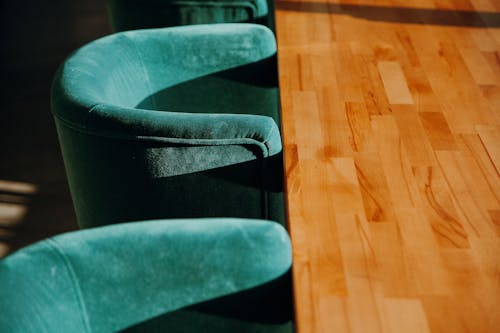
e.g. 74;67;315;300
418;112;457;150
370;222;418;298
385;298;431;333
436;151;496;238
396;208;453;295
345;102;376;152
476;125;500;174
354;152;397;223
335;213;387;333
377;61;414;104
371;115;419;209
392;105;437;167
460;47;499;85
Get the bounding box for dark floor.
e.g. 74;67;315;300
0;1;111;257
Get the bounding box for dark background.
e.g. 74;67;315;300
0;0;111;256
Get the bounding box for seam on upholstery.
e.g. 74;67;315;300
45;239;91;333
52;104;100;131
54;110;269;157
261;122;278;156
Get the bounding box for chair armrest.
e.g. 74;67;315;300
85;103;282;157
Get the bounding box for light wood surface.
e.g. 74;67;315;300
275;1;500;332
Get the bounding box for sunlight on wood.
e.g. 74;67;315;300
0;203;28;227
0;180;38;195
0;243;9;258
275;0;500;332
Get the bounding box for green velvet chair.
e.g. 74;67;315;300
0;218;294;332
107;0;273;31
51;24;285;229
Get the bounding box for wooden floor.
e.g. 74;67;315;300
275;0;500;332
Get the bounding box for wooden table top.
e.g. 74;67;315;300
274;1;500;332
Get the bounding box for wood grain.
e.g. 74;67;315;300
275;0;500;332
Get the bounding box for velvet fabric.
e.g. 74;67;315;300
51;24;285;228
107;0;271;31
0;218;293;332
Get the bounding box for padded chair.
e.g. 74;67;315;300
107;0;273;31
51;24;285;229
0;218;293;332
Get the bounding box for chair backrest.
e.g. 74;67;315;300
0;219;292;332
52;24;277;123
107;0;270;31
51;24;285;229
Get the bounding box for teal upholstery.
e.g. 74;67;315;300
107;0;272;31
0;218;294;332
51;24;285;228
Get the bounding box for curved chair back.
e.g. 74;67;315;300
0;218;293;332
51;24;285;228
107;0;271;31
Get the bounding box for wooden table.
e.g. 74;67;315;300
275;1;500;332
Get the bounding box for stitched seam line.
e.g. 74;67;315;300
55;111;269;157
262;122;279;157
46;239;91;333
